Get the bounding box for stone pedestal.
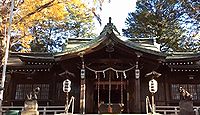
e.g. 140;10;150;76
21;100;39;115
179;100;194;115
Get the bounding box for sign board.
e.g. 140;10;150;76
135;69;140;79
81;69;85;79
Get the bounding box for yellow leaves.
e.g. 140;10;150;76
1;0;94;52
70;0;82;5
17;23;25;32
44;1;67;20
10;0;70;50
66;1;93;22
24;35;33;42
15;0;90;28
20;35;33;52
20;49;29;53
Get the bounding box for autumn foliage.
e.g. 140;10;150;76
0;0;95;52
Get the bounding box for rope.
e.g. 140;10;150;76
85;66;135;79
86;66;135;112
86;66;135;73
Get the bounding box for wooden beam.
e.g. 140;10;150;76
87;58;134;65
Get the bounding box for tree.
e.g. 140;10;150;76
1;0;66;52
123;0;199;52
0;48;2;66
89;0;111;25
28;20;69;52
178;0;200;51
1;0;96;53
29;9;95;52
181;0;199;22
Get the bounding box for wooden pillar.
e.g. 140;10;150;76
126;80;130;113
85;75;94;113
134;53;142;113
79;53;86;114
128;74;135;113
128;53;142;113
3;73;11;105
165;74;170;105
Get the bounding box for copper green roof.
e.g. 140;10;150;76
166;52;200;61
54;20;166;59
6;18;200;63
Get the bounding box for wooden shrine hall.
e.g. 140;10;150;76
1;18;200;114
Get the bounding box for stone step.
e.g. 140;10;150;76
55;114;147;115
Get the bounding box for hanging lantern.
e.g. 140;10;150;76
149;79;158;93
63;79;71;93
81;69;85;79
135;69;140;79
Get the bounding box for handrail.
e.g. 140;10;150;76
1;106;66;115
67;96;75;114
156;106;199;115
1;105;200;115
146;96;152;114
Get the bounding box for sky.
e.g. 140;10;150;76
93;0;137;35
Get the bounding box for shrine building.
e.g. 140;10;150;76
1;19;200;114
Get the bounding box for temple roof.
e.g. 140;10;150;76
54;18;166;60
166;52;200;61
2;18;200;66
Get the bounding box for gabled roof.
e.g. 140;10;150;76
5;18;169;64
54;18;166;60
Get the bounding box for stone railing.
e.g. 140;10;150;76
1;106;66;115
156;106;199;115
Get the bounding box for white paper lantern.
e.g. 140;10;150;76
149;79;158;93
63;79;71;92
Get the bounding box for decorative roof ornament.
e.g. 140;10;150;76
106;41;114;52
100;17;120;35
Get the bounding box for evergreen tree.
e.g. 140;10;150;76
123;0;199;52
